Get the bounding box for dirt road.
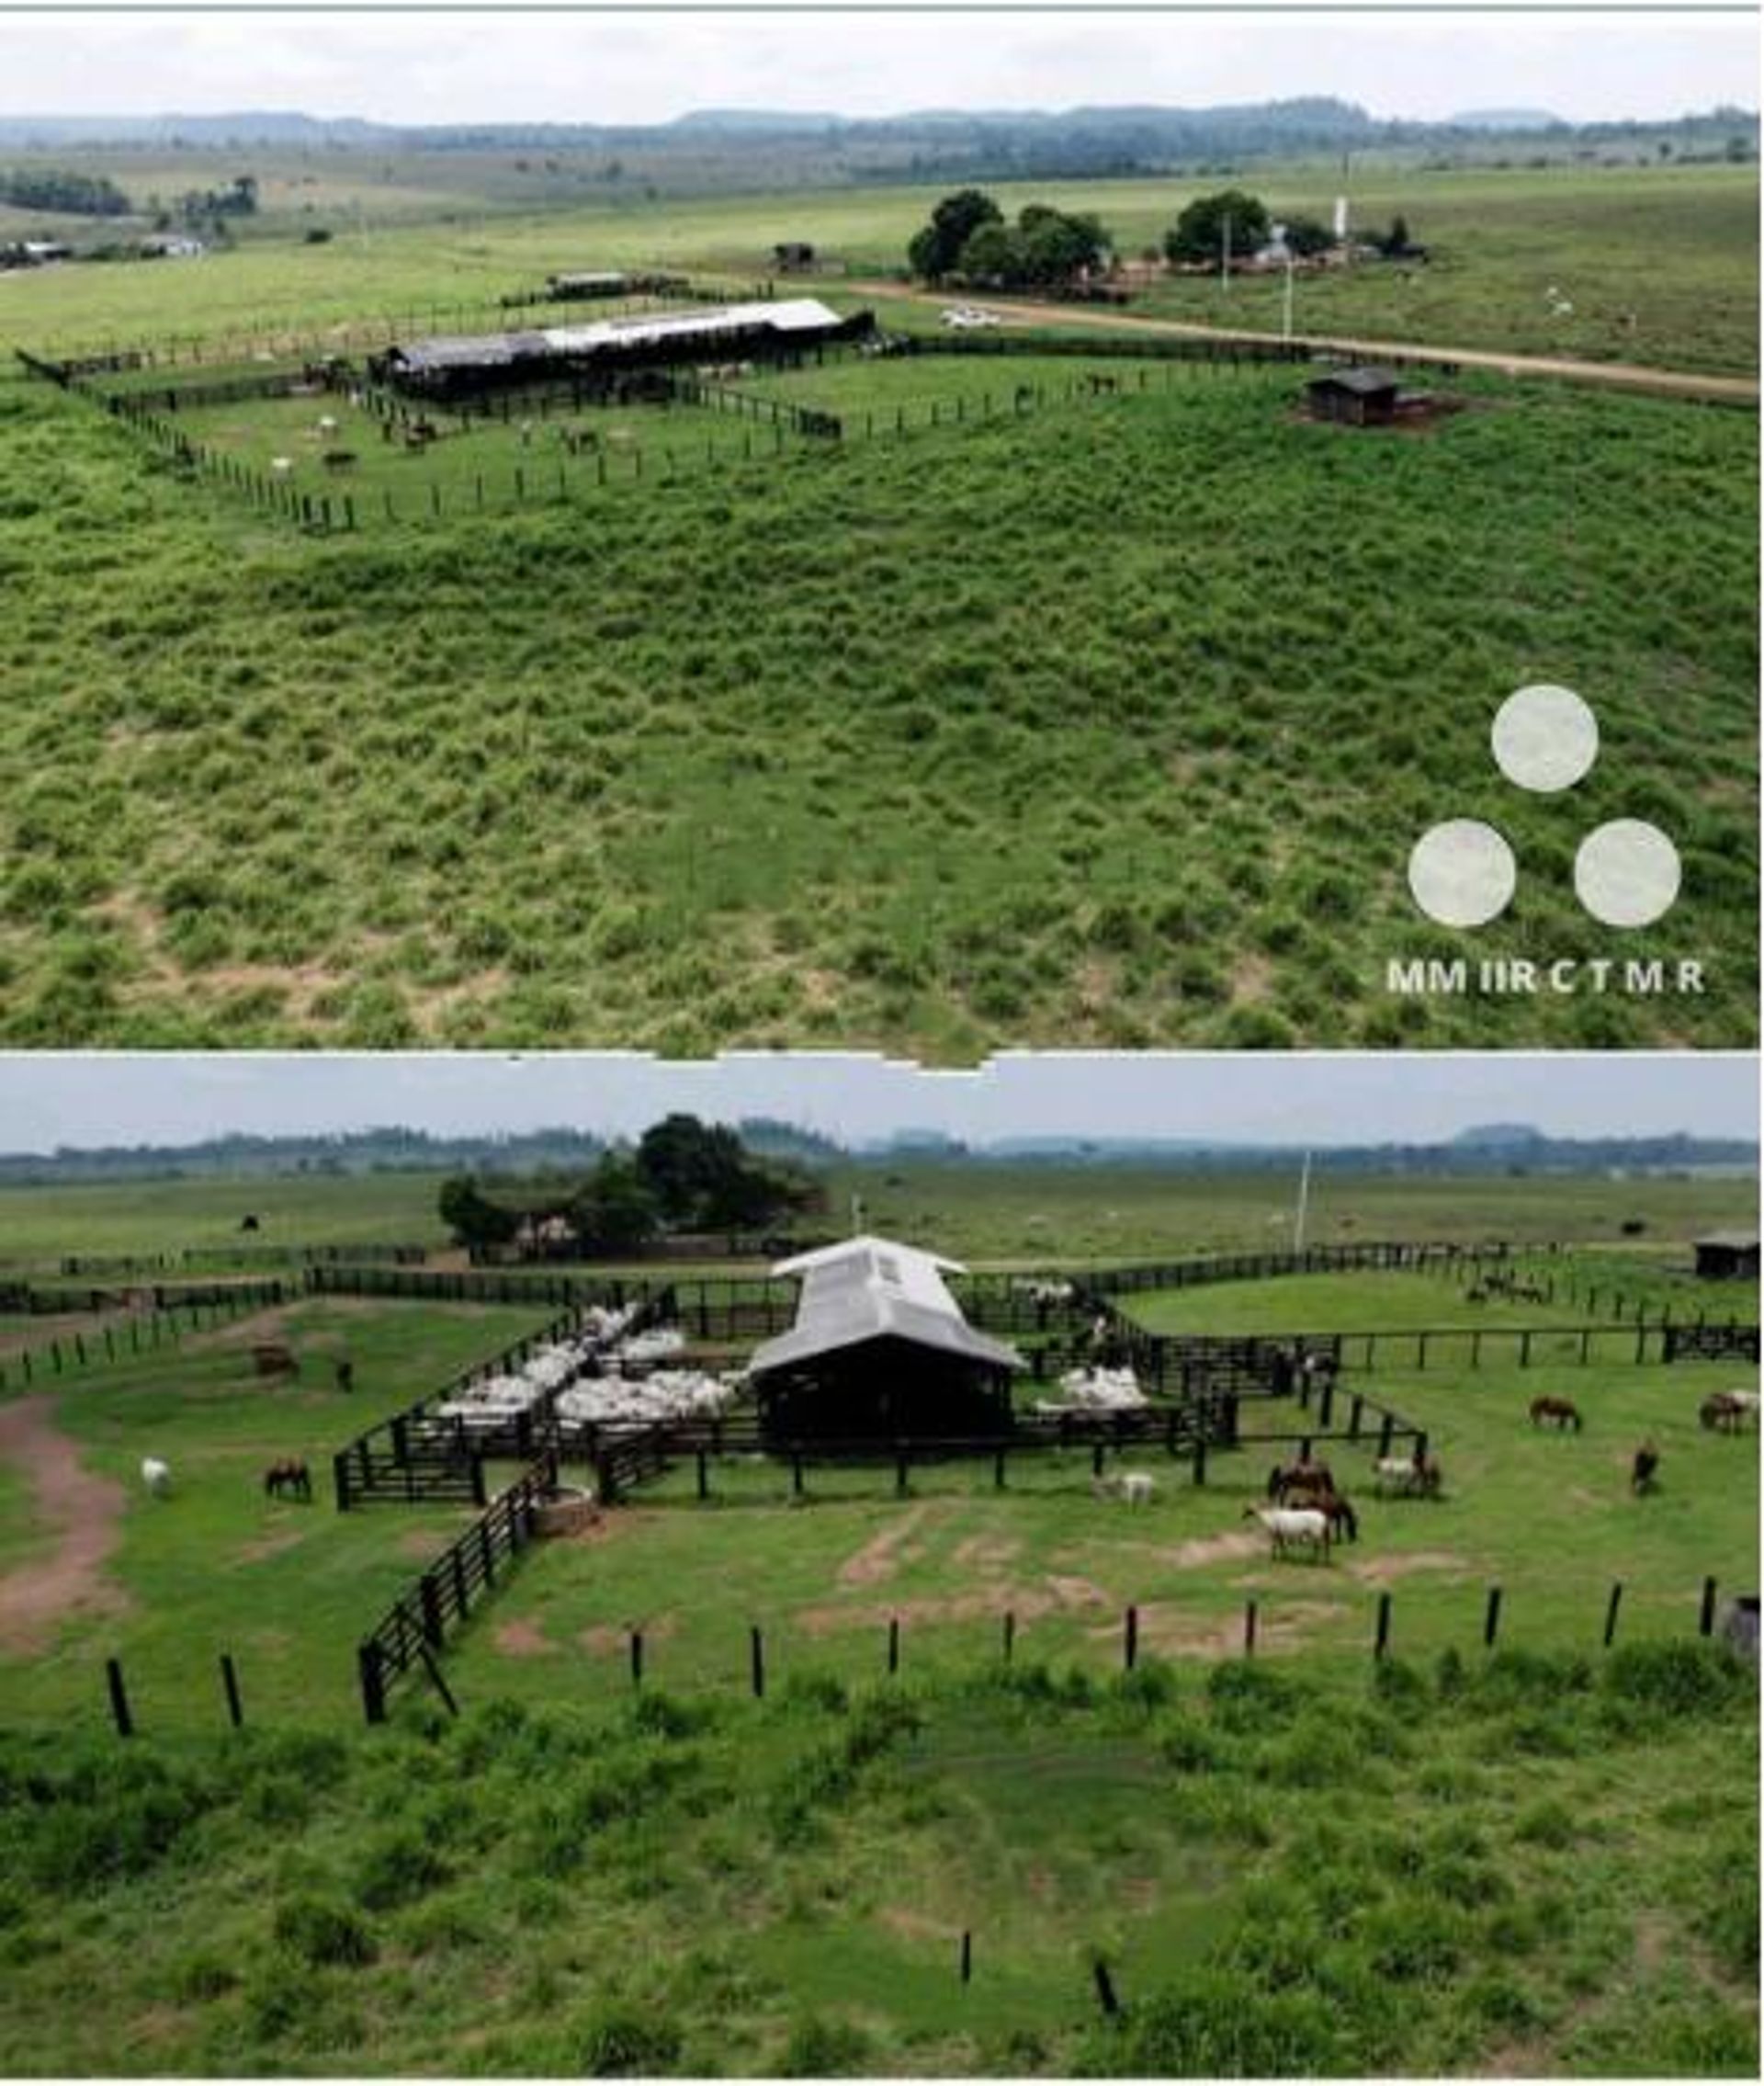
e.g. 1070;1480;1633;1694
0;1395;128;1652
845;282;1758;406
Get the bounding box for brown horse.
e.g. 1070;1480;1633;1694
1530;1395;1583;1432
1303;1488;1360;1543
1268;1457;1336;1504
263;1457;312;1502
1631;1442;1660;1495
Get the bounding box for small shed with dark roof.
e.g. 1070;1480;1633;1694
1305;366;1404;425
1693;1231;1759;1281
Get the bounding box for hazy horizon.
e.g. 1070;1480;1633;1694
0;7;1754;131
0;1054;1756;1156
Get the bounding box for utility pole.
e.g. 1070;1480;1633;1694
1293;1151;1314;1253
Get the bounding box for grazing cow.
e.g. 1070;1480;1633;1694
1631;1442;1660;1494
240;1214;259;1232
263;1457;312;1502
141;1457;172;1499
1243;1503;1330;1562
1530;1395;1583;1432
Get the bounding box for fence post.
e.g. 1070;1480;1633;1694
106;1656;134;1737
1349;1394;1363;1440
1483;1585;1502;1650
630;1628;644;1688
220;1651;244;1728
1377;1411;1395;1457
358;1641;387;1725
1699;1576;1718;1638
1374;1591;1392;1661
1243;1598;1257;1656
1124;1604;1138;1672
895;1447;910;1496
1001;1610;1015;1663
960;1931;972;1986
1192;1438;1207;1487
888;1616;900;1676
696;1448;709;1501
1603;1581;1623;1649
750;1623;765;1698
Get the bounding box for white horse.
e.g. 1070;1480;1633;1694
141;1457;172;1498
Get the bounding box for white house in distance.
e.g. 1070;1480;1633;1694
748;1235;1022;1443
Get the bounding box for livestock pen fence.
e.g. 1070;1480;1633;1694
0;1278;291;1396
51;1243;430;1278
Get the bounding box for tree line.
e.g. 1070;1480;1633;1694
0;166;131;216
438;1113;825;1255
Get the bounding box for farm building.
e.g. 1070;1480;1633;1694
371;297;872;400
748;1236;1022;1444
1305;367;1404;425
774;242;817;272
1693;1230;1760;1280
543;269;689;300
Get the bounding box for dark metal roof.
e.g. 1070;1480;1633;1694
1308;366;1402;394
1695;1231;1759;1251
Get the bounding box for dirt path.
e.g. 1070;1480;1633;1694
0;1396;130;1652
845;282;1759;405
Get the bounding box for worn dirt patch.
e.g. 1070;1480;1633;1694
1347;1550;1471;1585
879;1904;961;1944
1119;1531;1267;1570
234;1526;308;1566
1131;1598;1349;1657
493;1617;559;1658
580;1612;678;1656
0;1396;130;1653
797;1570;1118;1638
838;1504;933;1588
953;1536;1022;1572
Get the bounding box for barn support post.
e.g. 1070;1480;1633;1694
106;1657;134;1738
220;1652;244;1729
1091;1441;1105;1479
1603;1581;1623;1649
1483;1586;1502;1650
1192;1438;1207;1487
895;1448;910;1497
695;1449;709;1501
791;1452;804;1497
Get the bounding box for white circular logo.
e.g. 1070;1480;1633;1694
1574;819;1682;928
1408;820;1517;927
1491;683;1599;793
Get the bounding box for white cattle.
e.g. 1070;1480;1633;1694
141;1457;172;1498
1091;1469;1157;1506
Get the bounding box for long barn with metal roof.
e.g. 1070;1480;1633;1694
372;297;872;399
748;1236;1022;1443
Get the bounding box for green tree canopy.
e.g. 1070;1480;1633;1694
1164;188;1271;266
907;187;1003;281
569;1152;661;1254
436;1175;519;1249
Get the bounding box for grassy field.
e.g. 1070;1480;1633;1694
6;161;1755;374
0;149;1755;1053
0;1297;560;1730
0;1162;1753;1269
0;1175;1755;2074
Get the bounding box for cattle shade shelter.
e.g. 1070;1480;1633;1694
748;1236;1021;1443
1693;1231;1760;1280
373;298;870;398
1305;366;1403;425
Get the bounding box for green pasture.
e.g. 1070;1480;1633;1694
1122;1261;1760;1336
2;342;1754;1051
6;160;1755;375
0;1298;555;1731
0;1163;1751;1272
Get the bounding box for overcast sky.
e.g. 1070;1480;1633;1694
0;1053;1754;1151
0;6;1753;127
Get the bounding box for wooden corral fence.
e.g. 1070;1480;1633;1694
55;1243;429;1278
308;1262;648;1309
356;1454;558;1724
0;1279;291;1396
1663;1322;1761;1363
331;1292;673;1508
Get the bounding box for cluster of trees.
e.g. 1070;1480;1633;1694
907;188;1110;288
1163;187;1416;264
166;173;257;224
438;1114;824;1255
0;166;130;216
